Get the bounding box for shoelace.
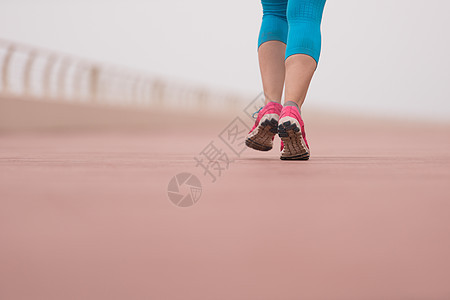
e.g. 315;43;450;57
252;106;263;119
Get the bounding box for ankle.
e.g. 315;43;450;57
265;98;282;105
284;101;300;110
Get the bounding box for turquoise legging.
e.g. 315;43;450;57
258;0;326;64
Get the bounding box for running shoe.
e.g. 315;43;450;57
245;101;283;151
278;106;310;160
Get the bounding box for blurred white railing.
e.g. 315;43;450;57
0;39;242;112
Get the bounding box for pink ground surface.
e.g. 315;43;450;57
1;113;450;300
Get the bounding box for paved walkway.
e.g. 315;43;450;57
1;114;449;299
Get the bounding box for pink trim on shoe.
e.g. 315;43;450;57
245;102;282;151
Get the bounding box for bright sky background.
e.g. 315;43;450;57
0;0;449;121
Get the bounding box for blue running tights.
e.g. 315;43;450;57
258;0;326;64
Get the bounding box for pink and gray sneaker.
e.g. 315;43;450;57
245;101;283;151
278;106;310;160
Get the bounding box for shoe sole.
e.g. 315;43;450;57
245;114;279;151
278;117;310;160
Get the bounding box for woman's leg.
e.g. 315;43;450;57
259;41;286;104
284;54;316;108
284;0;326;108
278;0;326;160
258;0;289;104
244;0;289;152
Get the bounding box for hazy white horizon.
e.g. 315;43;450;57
0;0;449;122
